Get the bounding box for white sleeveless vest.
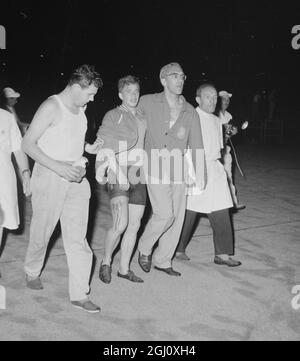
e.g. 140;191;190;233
38;95;87;161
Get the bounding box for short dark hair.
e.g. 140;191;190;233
196;83;216;97
68;64;103;89
118;75;140;92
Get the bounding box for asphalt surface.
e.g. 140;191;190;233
0;144;300;341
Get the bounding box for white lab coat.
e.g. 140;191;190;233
186;107;233;213
0;109;22;229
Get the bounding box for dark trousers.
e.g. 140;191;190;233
176;209;234;256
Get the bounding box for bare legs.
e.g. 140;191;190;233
102;196;129;267
101;196;145;277
119;204;145;274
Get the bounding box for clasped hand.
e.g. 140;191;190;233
55;161;86;183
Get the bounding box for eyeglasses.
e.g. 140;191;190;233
166;73;187;81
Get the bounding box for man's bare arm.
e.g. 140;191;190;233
13;149;31;196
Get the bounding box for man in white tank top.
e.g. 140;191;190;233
22;65;103;313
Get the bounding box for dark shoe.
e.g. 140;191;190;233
99;262;112;284
26;275;43;290
235;204;246;210
138;252;152;273
214;256;242;267
117;270;144;283
154;266;181;276
175;252;190;261
71;299;101;313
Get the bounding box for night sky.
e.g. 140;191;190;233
1;0;300;124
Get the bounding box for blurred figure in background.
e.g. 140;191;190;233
0;107;31;278
218;90;245;211
2;87;30;136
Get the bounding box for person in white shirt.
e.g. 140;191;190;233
2;87;29;136
22;65;102;313
175;84;241;267
218;90;245;210
0;108;31;278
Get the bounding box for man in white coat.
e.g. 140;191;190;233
175;84;241;266
2;87;29;136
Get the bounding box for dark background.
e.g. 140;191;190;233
1;0;300;142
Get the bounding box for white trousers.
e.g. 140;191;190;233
24;164;93;301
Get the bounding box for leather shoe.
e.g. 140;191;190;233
117;270;144;283
26;275;43;290
154;266;181;276
99;262;112;284
175;252;190;261
214;256;242;267
235;204;246;210
71;299;101;313
138;252;152;273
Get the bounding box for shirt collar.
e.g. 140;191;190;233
119;104;131;113
196;107;215;119
119;104;143;117
157;92;188;113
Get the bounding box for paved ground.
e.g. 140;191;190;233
0;144;300;341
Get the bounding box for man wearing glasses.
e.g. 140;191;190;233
137;62;206;276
